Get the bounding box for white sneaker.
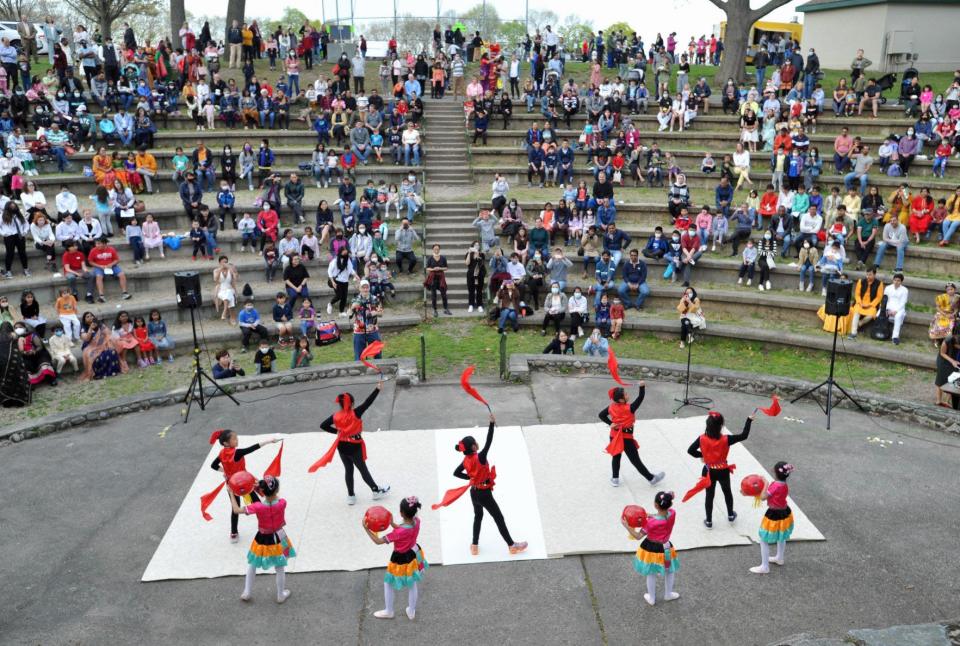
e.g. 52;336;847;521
737;277;743;285
339;312;348;318
240;592;252;602
799;281;804;290
749;566;770;574
758;284;764;291
664;592;680;601
765;280;771;290
347;495;356;506
405;607;416;620
468;305;474;312
643;593;656;606
649;471;665;486
746;279;751;286
806;284;813;292
374;610;395;619
277;589;291;604
711;245;716;251
768;557;785;566
610;477;620;487
478;306;484;313
326;303;333;314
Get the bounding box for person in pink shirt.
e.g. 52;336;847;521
229;475;296;603
622;491;680;606
695;207;713;247
363;496;429;620
750;461;795;574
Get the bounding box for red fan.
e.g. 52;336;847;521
364;505;393;533
757;395;781;417
621;505;648;528
228;471;257;497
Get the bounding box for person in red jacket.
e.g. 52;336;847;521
758;183;779;225
209;428;281;542
686;410;753;528
599;383;665;488
256;202;279;252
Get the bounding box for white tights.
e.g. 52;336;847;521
644;571;676;603
382;582;419;614
242;565;287;599
758;541;786;569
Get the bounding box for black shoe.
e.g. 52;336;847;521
704;519;713;529
97;295;106;303
728;512;737;522
443;309;452;315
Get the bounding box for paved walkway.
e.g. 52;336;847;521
2;374;959;645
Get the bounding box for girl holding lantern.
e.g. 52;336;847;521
363;496;429;620
621;491;680;606
599;382;666;488
749;461;796;574
228;475;296;603
686;410;754;528
209;429;281;542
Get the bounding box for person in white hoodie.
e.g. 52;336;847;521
55;186;80;222
884;272;909;345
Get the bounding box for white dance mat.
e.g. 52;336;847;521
142;418;823;581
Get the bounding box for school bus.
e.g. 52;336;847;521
718;20;804;64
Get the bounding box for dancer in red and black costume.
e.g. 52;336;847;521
599;382;665;488
315;381;391;505
436;414;528;556
210;429;281;542
686;410;753;528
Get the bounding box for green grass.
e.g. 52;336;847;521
8;318;931;426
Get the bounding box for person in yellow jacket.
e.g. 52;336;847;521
135;147;158;194
886;184;910;225
849;266;884;339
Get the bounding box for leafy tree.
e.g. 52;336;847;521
459;3;500;38
558;15;593;50
604;21;636;37
498;21;526;48
526;10;558;32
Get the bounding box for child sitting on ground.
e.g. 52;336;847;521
254;339;277;374
290;336;313;369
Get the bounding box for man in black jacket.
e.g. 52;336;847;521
122;22;136;51
804;48;821;100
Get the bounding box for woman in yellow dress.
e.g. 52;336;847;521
929;282;959;347
886;184;910;225
91;146;114;188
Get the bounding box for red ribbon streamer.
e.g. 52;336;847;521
759;395;781;417
199;481;226;521
607;348;629;387
264;441;283;478
308;438;339;473
682;473;712;503
460;365;491;411
431;484;472;510
359;340;385;373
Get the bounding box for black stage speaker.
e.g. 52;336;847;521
825;278;853;316
174;271;202;308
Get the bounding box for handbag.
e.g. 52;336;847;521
765;253;776;269
577;246;585;257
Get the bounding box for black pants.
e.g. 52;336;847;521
703;467;734;522
354;76;365;93
473;128;487;145
241;323;269;348
338;442;379;496
3;234;27;272
729;228;751;254
395;250;417;273
738;262;755;279
758;257;772;284
527;166;545;184
470;487;514;545
856;237;875;264
543;311;565;333
642;249;665;260
509;77;519;97
330;280;349;313
230;490;261;534
492;195;507;217
431;284;448;311
569;311;586;336
611;438;654;480
467;274;484;307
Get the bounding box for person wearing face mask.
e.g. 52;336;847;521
566;287;589;338
349;224;373;264
541;281;568;335
426;244;452;317
463;243;486;314
677;287;705;348
327;248;359;317
897;129;920;176
756;230;778;289
237;300;270;351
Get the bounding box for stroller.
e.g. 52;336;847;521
898;67;920;103
874;72;897;105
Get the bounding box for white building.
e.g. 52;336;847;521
797;0;960;72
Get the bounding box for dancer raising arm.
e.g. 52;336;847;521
750;461;796;574
313;380;390;505
363;496;429;620
210;429;281;543
435;414;528;556
686;410;753;528
599;382;665;487
622;491;680;606
228;475;296;604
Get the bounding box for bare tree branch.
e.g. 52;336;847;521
702;0;729;10
750;0;797;21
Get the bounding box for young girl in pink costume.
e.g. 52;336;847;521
750;461;795;574
229;475;296;603
622;491;680;606
363;496;428;620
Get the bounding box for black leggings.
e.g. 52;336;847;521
703;467;734;522
467;275;484;308
470;487;514;546
330;280;350;313
612;437;654;480
431;285;448;310
337;442;379;496
230;490;261;534
4;234;27;271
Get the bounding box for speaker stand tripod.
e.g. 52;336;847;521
673;333;713;415
790;311;864;429
183;306;239;422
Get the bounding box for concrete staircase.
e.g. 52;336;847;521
423;96;472;186
422;200;479;313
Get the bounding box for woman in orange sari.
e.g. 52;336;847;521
110;151;129;188
91;146;115;188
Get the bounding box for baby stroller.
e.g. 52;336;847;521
874;72;897;105
898;67;919;103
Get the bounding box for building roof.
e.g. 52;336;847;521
798;0;960;12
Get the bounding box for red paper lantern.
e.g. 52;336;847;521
228;471;257;496
621;505;648;528
740;474;765;497
365;505;393;533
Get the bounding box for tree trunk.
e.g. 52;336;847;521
170;0;186;46
714;2;752;85
100;15;114;41
225;0;245;43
